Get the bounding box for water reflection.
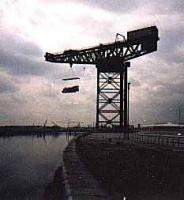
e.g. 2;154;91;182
0;133;73;200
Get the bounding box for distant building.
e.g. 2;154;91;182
141;122;184;131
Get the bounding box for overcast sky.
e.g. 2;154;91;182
0;0;184;126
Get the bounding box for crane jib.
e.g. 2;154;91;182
45;26;159;66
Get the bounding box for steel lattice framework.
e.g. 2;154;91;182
97;72;123;127
46;40;154;65
45;26;159;132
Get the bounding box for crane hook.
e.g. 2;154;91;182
69;63;73;68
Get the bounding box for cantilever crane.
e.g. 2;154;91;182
45;26;159;131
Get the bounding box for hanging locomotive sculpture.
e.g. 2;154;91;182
62;85;79;93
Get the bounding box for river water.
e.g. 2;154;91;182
0;134;72;200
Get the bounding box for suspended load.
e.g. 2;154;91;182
62;85;79;93
62;77;80;81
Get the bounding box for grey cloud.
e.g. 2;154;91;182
130;93;183;125
158;28;184;55
1;0;184;125
156;0;184;14
0;31;42;57
142;99;183;125
0;45;60;77
130;64;184;124
83;0;139;13
71;0;184;14
0;30;71;78
40;82;59;98
0;30;55;76
0;74;19;93
135;0;184;15
42;0;184;14
0;112;9;120
42;0;138;13
129;78;141;87
0;48;44;76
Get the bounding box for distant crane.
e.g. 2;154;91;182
45;26;159;134
43;119;48;127
51;120;82;128
51;121;59;127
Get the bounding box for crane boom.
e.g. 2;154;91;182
45;26;158;66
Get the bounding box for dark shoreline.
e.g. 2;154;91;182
0;126;61;137
0;126;89;137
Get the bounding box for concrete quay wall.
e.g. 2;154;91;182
61;134;111;200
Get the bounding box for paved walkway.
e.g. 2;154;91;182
63;137;112;200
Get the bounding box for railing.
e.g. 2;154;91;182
130;132;184;148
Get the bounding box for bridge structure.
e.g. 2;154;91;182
45;26;159;135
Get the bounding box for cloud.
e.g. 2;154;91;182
0;30;64;77
41;0;184;15
0;47;51;76
0;31;42;57
0;0;184;125
129;55;184;124
41;0;138;13
0;70;19;93
79;0;139;13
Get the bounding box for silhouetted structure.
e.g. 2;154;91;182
62;77;80;81
45;26;159;133
62;85;79;93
